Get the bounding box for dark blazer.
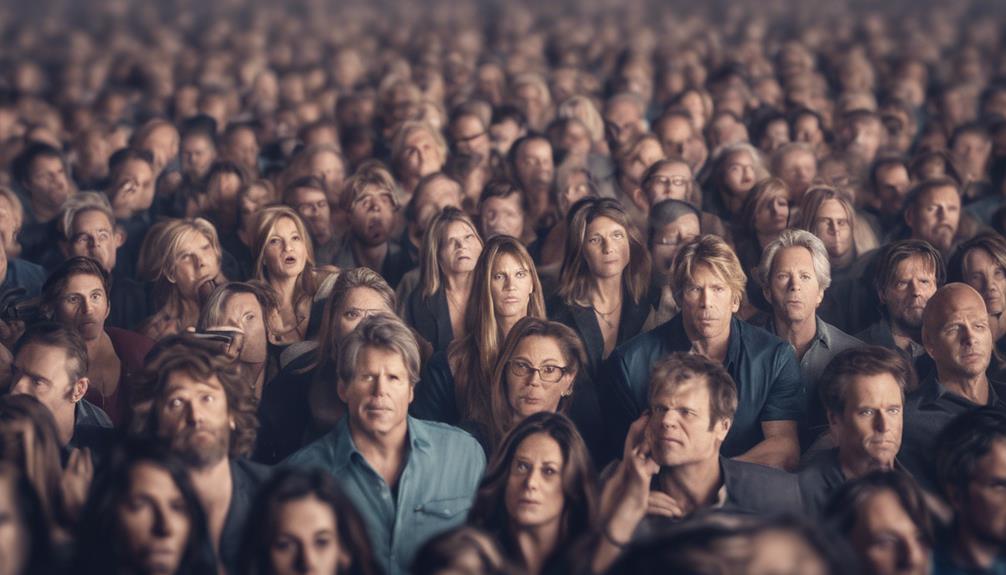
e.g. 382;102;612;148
547;290;655;378
254;353;318;465
220;458;271;575
412;351;459;424
404;286;454;354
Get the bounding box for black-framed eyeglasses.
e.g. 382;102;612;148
508;359;568;383
644;174;690;190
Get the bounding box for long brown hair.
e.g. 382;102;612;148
468;412;598;571
557;197;651;307
485;317;586;451
252;206;318;307
448;236;546;422
418;206;483;299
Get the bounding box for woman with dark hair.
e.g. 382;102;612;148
732;177;791;312
412;235;547;427
468;412;598;575
823;471;933;575
550;197;652;375
73;441;218;575
254;267;398;464
702;143;769;222
0;462;53;575
238;467;380;575
412;525;513;575
403;206;484;352
470;317;586;453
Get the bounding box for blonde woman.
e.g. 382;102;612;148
139;218;226;340
403;207;484;352
252;206;333;345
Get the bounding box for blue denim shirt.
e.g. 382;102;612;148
285;416;486;575
601;314;804;458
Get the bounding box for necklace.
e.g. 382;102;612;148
593;301;621;330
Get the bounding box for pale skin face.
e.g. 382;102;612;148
874;165;912;215
55;273;110;342
651;216;700;276
263;217;308;281
401;129;444;179
924;288;992;380
647;378;731;467
348;186;395;247
504;433;566;531
169;231;221;301
830;373;904;473
117;463;191;575
754;190;790;236
722;151;758;197
515;139;554;193
882;256;937;333
583;216;630;281
906;186;960;254
481;195;525;239
11;344;84;444
334;288;393;341
438;221;482;277
849;489;930;575
812;199;853;261
557;171;593;216
114;159;156;213
289;187;332;246
68;209;123;272
180;134;216;181
506;335;574;419
643;162;693;205
337;346;413;441
220;292;268;364
269;495;348;575
490;253;534;321
778;149;817;201
27;155;71;210
955;439;1006;549
766;246;824;324
622;139;665;186
451;115;492;160
679;263;741;343
962;248;1006;318
157;372;231;469
309;151;346;203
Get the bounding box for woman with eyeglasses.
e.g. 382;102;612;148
466;316;585;454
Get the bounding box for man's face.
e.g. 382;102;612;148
680;263;740;343
140;125;179;174
963;248;1006;319
559;121;592;161
882;255;937;333
722;151;757;197
170;231;221;300
844;118;883;163
958;439;1006;547
515;139;554;195
451;115;491;160
411;177;463;244
224;128;260;173
777;149;817;202
220;293;268;364
907;185;960;254
10;344;78;430
643;161;692;205
348;186;395;248
289;187;332;245
952;132;991;181
27;156;71;209
621;139;665;188
811;199;853;261
490;118;522;156
924;288;992;380
793;115;823;146
480;194;525;239
338;345;413;438
310;152;346;204
651;216;700;278
849;489;930;575
55;273;109;342
605;100;644;148
766;246;824;324
401;129;444;179
157;371;231;469
67;210;120;273
830;373;903;472
647;378;730;467
114;159;156;213
180;135;216;181
874;165;912;216
655;116;693;160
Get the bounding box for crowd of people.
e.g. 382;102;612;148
1;0;1006;573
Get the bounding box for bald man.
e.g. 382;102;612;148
900;283;1006;489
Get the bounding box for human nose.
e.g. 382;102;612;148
523;467;542;491
873;411;888;433
151;504;173;538
11;375;31;395
898;537;928;571
295;542;318;573
503;274;515;291
601;237;612;254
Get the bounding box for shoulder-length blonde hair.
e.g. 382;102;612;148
419;207;483;299
558;198;651;307
735;177;791;239
448;236;546;422
485;317;587;451
557;95;605;145
670;234;747;307
140;217;223;313
252;206;318;303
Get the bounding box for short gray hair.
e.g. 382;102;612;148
61;192;114;240
757;228;832;290
338;313;421;386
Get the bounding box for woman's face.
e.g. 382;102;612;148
171;230;221;300
269;494;348;575
240;184;271;234
583;216;630;281
506;335;573;419
0;475;27;575
723;151;757;197
334;287;392;341
489;253;534;321
117;462;191;575
754;190;790;236
504;432;566;531
437;221;482;277
558;171;592;217
263;217;308;280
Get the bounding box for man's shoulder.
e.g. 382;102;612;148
411;418;485;456
819;319;864;351
722;457;802;512
284;426;347;469
612;317;678;362
232;457;271;486
734;318;790;354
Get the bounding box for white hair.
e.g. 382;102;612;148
757;228;832;290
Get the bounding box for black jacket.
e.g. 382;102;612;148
404;286;454;354
547;291;654;378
